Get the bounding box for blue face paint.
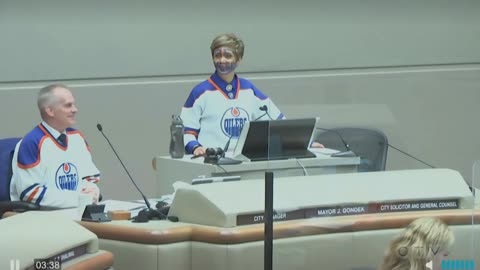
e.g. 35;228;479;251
213;47;238;74
215;62;237;74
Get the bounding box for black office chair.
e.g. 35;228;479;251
0;137;40;217
314;127;388;172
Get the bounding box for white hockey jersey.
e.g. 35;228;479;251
10;123;100;208
181;73;284;154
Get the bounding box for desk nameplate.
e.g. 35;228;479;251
236;199;460;226
237;209;304;226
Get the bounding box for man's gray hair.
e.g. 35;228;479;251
37;84;69;117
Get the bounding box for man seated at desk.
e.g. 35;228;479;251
10;84;101;208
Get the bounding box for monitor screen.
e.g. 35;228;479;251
232;118;318;161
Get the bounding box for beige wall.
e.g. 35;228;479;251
1;1;480;199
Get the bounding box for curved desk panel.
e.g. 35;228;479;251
77;209;480;270
79;209;479;245
4;209;479;270
64;250;114;270
0;211;114;270
169;169;473;227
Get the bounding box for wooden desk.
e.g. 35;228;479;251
77;209;480;270
4;209;479;270
64;251;113;270
4;169;475;270
153;155;359;195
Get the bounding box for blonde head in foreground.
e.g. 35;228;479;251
379;217;454;270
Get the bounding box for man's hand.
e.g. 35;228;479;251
310;142;325;148
193;146;206;156
81;186;99;203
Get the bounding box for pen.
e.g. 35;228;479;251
129;205;146;211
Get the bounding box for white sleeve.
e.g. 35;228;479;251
181;92;205;153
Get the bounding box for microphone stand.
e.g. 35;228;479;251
216;136;243;165
259;105;274;120
253;112;268;121
316;127;356;157
96;124;166;223
264;111;274;121
134;206;166;223
388;143;435;168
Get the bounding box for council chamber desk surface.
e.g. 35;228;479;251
72;170;480;269
4;169;477;270
153;154;360;196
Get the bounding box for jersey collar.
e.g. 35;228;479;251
208;72;240;99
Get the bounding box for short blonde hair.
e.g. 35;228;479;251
379;217;454;270
210;33;245;61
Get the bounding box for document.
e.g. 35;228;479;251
308;147;340;156
98;200;147;217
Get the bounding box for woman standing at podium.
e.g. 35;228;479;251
180;33;285;156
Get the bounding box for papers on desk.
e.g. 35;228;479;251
99;200;145;211
49;200;148;221
133;194;175;206
98;200;146;217
308;147;340;156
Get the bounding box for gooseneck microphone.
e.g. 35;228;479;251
315;127;357;158
223;136;232;155
259;105;274;120
387;143;435;168
96;123;166;222
253;105;272;121
211;138;242;165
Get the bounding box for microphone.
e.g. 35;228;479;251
223;136;232;155
259;105;273;120
253;105;271;121
387;143;435;168
315;127;356;158
194;146;241;165
216;137;242;165
96;123;166;222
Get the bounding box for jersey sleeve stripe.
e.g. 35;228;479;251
27;186;40;202
36;187;47;205
20;184;41;202
186;141;200;154
185;128;199;137
19;183;39;201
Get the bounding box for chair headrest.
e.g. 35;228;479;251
0;138;21;201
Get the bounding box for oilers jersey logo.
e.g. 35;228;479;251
55;162;79;191
221;107;249;138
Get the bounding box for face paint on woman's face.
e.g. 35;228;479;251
213;47;238;74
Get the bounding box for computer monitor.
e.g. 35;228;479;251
231;117;319;161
